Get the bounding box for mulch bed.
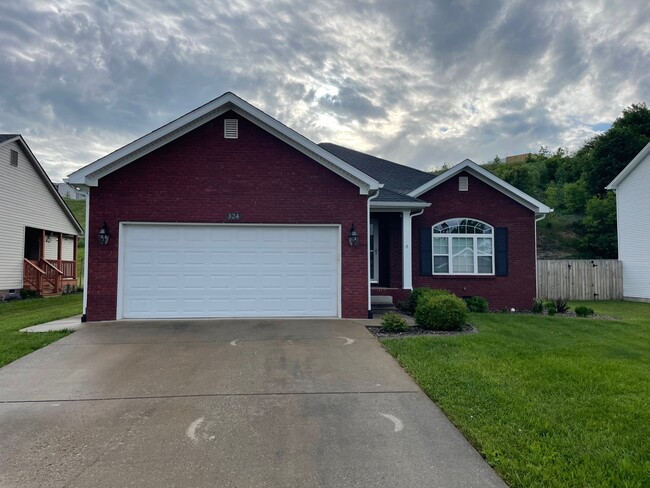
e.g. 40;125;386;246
367;324;478;339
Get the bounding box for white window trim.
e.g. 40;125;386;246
432;218;495;276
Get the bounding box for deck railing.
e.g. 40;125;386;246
52;260;76;279
23;259;44;294
23;259;71;295
41;259;63;292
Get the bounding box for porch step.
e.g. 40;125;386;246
371;295;396;311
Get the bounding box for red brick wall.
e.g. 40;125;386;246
86;111;368;321
411;171;537;310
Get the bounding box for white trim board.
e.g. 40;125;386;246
0;135;83;235
409;159;552;215
67;93;381;195
606;141;650;190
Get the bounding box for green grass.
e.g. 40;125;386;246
382;301;650;488
63;197;86;286
0;294;82;368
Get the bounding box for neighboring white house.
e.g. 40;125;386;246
55;182;86;200
0;134;83;294
606;141;650;302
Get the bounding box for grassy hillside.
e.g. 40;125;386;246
63;198;85;285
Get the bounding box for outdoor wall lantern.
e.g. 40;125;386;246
98;222;110;245
348;224;359;247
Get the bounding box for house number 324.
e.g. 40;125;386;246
226;212;241;221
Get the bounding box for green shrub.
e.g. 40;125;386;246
545;300;557;316
415;293;468;331
381;312;409;332
464;296;489;313
407;288;451;314
575;305;595;317
554;298;570;313
19;289;40;299
531;299;544;314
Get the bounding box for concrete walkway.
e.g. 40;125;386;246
0;319;506;488
20;314;85;333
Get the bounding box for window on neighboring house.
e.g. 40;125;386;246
432;218;494;274
10;149;18;167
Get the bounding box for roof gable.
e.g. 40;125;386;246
67;93;380;195
0;135;83;234
409;159;552;214
606;141;650;190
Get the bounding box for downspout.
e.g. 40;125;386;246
81;188;90;322
367;189;380;318
534;213;547;299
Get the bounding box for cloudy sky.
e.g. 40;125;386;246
1;0;649;182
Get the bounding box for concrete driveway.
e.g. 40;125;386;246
0;319;506;488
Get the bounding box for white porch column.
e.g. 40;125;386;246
402;210;413;290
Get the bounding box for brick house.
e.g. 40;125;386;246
67;93;551;322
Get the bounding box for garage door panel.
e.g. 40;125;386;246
121;225;339;318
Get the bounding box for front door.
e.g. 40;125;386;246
370;219;379;284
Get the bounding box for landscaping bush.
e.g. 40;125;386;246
380;312;409;332
415;293;468;331
19;289;40;299
554;298;570;313
531;299;544;314
545;300;557;316
464;296;489;313
575;305;595;317
407;288;451;314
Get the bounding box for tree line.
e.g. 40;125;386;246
480;103;650;258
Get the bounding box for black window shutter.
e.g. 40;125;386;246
419;227;432;275
495;228;508;276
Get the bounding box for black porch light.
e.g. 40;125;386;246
98;222;110;245
348;224;359;247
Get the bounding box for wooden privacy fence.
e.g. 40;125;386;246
537;260;623;300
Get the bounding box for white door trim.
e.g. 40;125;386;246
370;218;379;284
116;222;341;319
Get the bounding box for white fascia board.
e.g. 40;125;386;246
12;135;84;235
409;159;552;214
66;92;380;194
606;141;650;190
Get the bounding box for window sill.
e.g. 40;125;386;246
430;274;497;280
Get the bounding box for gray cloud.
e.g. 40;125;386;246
0;0;648;182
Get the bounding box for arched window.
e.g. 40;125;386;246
432;218;494;275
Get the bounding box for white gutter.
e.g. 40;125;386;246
367;190;380;318
534;213;547;298
79;187;91;320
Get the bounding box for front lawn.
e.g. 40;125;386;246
382;301;650;488
0;294;82;368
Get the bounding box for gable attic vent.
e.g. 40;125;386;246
10;149;18;167
224;119;238;139
459;176;468;191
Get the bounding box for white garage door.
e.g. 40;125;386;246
119;224;339;319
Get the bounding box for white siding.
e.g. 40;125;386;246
0;141;80;290
45;236;59;260
616;151;650;300
62;237;75;261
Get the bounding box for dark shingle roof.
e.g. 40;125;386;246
0;134;20;144
319;142;435;194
